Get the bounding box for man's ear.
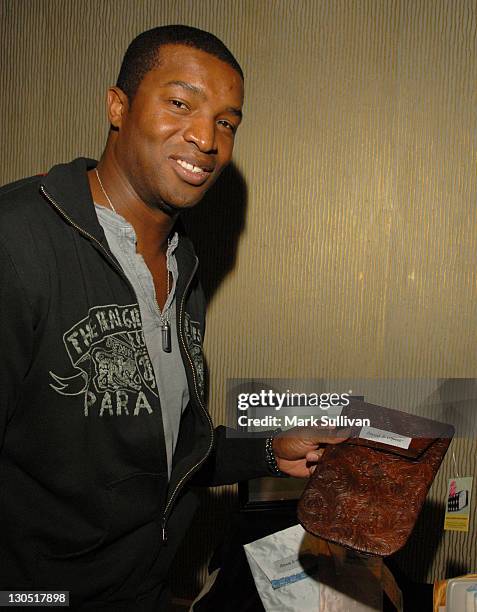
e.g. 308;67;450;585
107;86;128;130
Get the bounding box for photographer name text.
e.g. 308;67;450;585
237;414;370;427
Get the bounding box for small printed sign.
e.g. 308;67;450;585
444;476;473;532
359;426;412;450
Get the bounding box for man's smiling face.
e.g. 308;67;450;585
110;44;244;212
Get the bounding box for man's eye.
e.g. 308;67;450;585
170;100;188;110
218;119;236;133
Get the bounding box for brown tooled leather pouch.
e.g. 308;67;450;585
297;400;455;556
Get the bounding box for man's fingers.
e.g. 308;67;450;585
305;448;324;462
307;452;320;462
273;426;350;462
324;430;351;444
280;426;337;438
280;426;351;445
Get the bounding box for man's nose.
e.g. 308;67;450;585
184;116;217;153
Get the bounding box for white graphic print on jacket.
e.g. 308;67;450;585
49;304;157;417
183;312;204;398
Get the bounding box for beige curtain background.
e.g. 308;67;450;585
1;0;476;598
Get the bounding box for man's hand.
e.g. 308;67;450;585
273;427;349;478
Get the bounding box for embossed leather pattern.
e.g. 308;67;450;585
297;402;454;556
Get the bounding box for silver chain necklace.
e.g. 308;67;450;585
95;168;172;353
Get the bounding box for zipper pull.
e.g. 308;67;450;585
161;519;168;544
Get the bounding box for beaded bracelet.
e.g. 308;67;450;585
265;431;287;477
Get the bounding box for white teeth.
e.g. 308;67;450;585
176;159;204;174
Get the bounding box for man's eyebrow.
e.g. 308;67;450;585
163;80;205;97
227;107;243;120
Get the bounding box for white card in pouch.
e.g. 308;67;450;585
359;426;412;449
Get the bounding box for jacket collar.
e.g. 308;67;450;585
40;157;199;276
40;157;102;240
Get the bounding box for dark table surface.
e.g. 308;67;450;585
192;505;433;612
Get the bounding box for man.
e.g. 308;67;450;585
0;25;344;609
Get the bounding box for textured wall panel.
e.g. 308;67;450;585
1;0;476;597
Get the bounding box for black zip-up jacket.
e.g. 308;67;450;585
0;158;270;609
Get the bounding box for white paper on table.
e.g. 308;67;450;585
244;524;321;612
244;524;382;612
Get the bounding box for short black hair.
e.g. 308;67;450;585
116;25;243;103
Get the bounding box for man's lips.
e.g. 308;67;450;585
169;156;214;186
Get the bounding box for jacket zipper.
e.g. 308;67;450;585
161;258;215;542
40;185;215;543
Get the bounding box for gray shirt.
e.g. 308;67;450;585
95;204;190;478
